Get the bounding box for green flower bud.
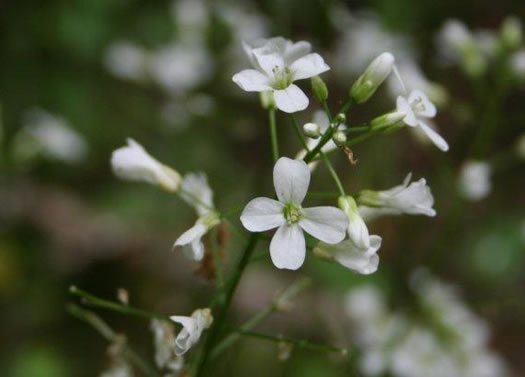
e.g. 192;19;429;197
350;52;395;103
334;113;346;124
311;75;329;103
370;111;406;130
332;131;347;146
303;122;321;138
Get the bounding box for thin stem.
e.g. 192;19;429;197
194;233;260;377
339;98;355;114
269;108;279;163
233;329;347;355
290;114;310;151
322;101;333;122
210;278;311;360
69;286;171;321
303;126;335;163
67;304;161;377
209;227;224;288
320;152;345;196
343;125;370;134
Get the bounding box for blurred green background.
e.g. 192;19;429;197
1;0;524;376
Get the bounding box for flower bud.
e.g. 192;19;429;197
311;75;328;103
370;111;406;130
338;195;370;249
350;52;395;104
334;113;346;124
260;90;275;109
501;16;522;50
332;131;347;146
303;122;321;138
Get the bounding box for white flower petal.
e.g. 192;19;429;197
240;197;285;232
232;69;271;92
179;172;214;217
396;96;418;127
327;235;382;274
347;213;370;250
290;53;330;81
170;308;212;356
418;121;449;151
270;224;306;270
300;206;348;244
273;157;310;204
273;85;309;113
284;40;312;64
173;222;208;261
409;89;436;118
252;50;285;77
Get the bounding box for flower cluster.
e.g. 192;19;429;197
345;272;510;377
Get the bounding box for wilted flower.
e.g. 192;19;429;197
111;138;181;192
458;160;492;201
170;308;213;356
173;173;220;261
240;157;348;270
396;90;449;151
358;173;436;219
150;319;184;374
233;37;330;113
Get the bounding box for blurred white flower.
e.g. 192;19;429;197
14;108;88;164
233;37;330;113
358;173;436;220
397;89;449;151
173;212;220;262
170;308;213;356
149;43;212;95
100;359;134;377
510;49;525;78
111;138;181;192
171;0;208;41
150;319;184;374
240;157;348;270
458;160;492;201
104;41;148;82
332;12;414;77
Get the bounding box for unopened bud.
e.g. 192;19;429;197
334;113;346;124
303;122;321;138
332;131;347;146
350;52;395;103
501;16;522;50
311;76;328;103
370;111;406;130
260;90;275;109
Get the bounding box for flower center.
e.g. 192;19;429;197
410;97;426;114
272;66;293;90
283;203;303;225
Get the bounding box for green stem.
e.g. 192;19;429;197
320;151;345;196
69;286;171;321
194;233;260;377
233;329;347;355
67;304;161;377
269;108;279;163
322;101;333;122
290;114;310;151
210;278;311;360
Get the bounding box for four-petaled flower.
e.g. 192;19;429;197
233;37;330;113
240;157;348;270
396;90;449;152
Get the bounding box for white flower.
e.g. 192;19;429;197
173;173;219;261
314;235;381;275
240;157;348;270
150;319;184;374
396;90;449;151
338;196;370;249
358;173;436;219
14;108;88;164
458;160;492;201
510;49;525;78
233;37;330;113
170;308;213;356
100;359;134;377
111;138;181;192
